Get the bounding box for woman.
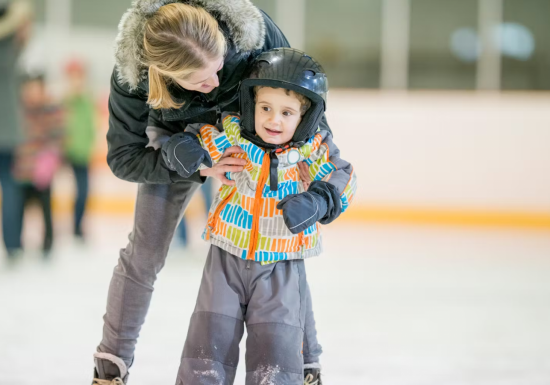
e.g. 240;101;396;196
94;1;328;384
0;0;32;259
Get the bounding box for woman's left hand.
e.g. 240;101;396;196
199;146;246;186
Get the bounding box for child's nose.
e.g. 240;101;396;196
267;113;281;125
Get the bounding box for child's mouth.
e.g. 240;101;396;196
265;128;281;136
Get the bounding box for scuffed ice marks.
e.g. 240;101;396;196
193;369;222;382
250;365;281;385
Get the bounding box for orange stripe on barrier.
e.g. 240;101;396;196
45;195;550;231
341;205;550;230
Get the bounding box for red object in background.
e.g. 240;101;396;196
64;58;86;75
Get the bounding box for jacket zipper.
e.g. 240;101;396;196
206;187;237;240
246;152;270;260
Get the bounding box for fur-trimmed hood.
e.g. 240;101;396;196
0;0;32;40
114;0;266;89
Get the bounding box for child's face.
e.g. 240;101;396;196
254;87;303;146
22;81;45;107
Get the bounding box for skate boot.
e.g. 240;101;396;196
304;363;322;385
92;352;129;385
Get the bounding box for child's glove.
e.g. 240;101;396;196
161;132;212;178
276;181;341;234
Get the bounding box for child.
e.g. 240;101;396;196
13;73;64;256
162;48;357;385
63;59;97;240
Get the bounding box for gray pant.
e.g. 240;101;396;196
97;182;322;372
178;245;307;385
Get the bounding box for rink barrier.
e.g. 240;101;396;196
47;196;550;230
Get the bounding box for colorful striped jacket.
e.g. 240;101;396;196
186;114;357;262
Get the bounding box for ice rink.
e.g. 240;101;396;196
1;213;550;385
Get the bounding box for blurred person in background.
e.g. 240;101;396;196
93;1;330;384
63;59;97;241
13;73;64;257
0;0;32;259
174;177;213;248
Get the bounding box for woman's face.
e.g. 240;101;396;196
173;57;224;93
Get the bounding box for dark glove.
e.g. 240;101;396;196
161;132;212;178
277;191;327;234
276;181;342;234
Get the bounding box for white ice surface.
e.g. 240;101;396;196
1;216;550;385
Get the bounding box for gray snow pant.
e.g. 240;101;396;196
178;245;307;385
97;182;322;372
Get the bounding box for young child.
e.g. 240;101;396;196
13;73;64;256
162;48;357;385
63;59;97;240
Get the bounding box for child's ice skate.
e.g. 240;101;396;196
92;352;128;385
304;363;322;385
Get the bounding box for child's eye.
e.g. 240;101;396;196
262;106;270;112
283;111;292;116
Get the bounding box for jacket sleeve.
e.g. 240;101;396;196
106;69;202;184
185;122;237;165
305;133;357;216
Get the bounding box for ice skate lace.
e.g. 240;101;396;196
304;373;319;385
92;378;124;385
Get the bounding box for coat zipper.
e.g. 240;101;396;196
206;187;237;240
246;152;270;260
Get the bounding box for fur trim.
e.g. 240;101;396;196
94;352;128;380
114;0;266;89
0;0;32;40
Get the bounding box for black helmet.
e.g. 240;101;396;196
240;48;328;149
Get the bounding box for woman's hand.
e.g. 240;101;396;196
200;146;246;186
297;161;312;191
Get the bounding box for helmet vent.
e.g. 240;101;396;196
303;70;316;78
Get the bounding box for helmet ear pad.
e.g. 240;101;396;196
240;79;325;148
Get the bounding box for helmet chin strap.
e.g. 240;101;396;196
240;128;307;192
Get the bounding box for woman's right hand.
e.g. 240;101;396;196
200;146;246;186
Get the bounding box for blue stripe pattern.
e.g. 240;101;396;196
240;141;264;164
314;163;337;181
213;134;232;153
304;224;317;235
256;251;289;262
262;180;300;199
221;203;253;230
341;195;350;213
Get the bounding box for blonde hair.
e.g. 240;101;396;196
143;3;227;110
254;86;311;115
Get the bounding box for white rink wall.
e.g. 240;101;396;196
21;27;550;216
50;90;550;221
325;91;550;213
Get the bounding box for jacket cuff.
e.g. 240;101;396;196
170;170;206;184
308;181;342;225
